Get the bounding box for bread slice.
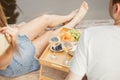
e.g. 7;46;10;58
59;27;75;41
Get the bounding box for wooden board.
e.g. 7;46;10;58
39;44;72;72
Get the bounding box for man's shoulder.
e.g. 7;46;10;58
82;25;114;40
84;25;114;34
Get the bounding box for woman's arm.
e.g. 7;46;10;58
0;26;18;70
0;45;15;70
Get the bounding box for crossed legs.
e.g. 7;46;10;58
18;10;78;41
32;1;88;58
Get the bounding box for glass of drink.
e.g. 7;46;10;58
62;41;72;65
49;36;60;59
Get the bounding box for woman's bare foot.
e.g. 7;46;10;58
52;1;88;35
62;9;79;25
63;1;88;28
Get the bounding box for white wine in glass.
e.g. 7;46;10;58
62;41;72;65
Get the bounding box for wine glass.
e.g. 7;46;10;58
49;36;60;59
62;41;72;65
68;41;78;56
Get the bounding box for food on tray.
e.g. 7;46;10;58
69;29;81;41
50;42;63;52
59;27;81;41
60;32;75;42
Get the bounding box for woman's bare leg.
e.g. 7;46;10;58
32;31;53;58
63;1;88;28
33;1;88;58
18;10;78;40
53;1;88;34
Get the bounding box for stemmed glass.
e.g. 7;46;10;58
62;41;72;65
69;41;78;56
49;36;60;59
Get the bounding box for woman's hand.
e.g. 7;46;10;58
0;25;19;48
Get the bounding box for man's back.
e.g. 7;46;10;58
71;25;120;80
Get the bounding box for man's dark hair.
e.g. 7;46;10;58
113;0;120;5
